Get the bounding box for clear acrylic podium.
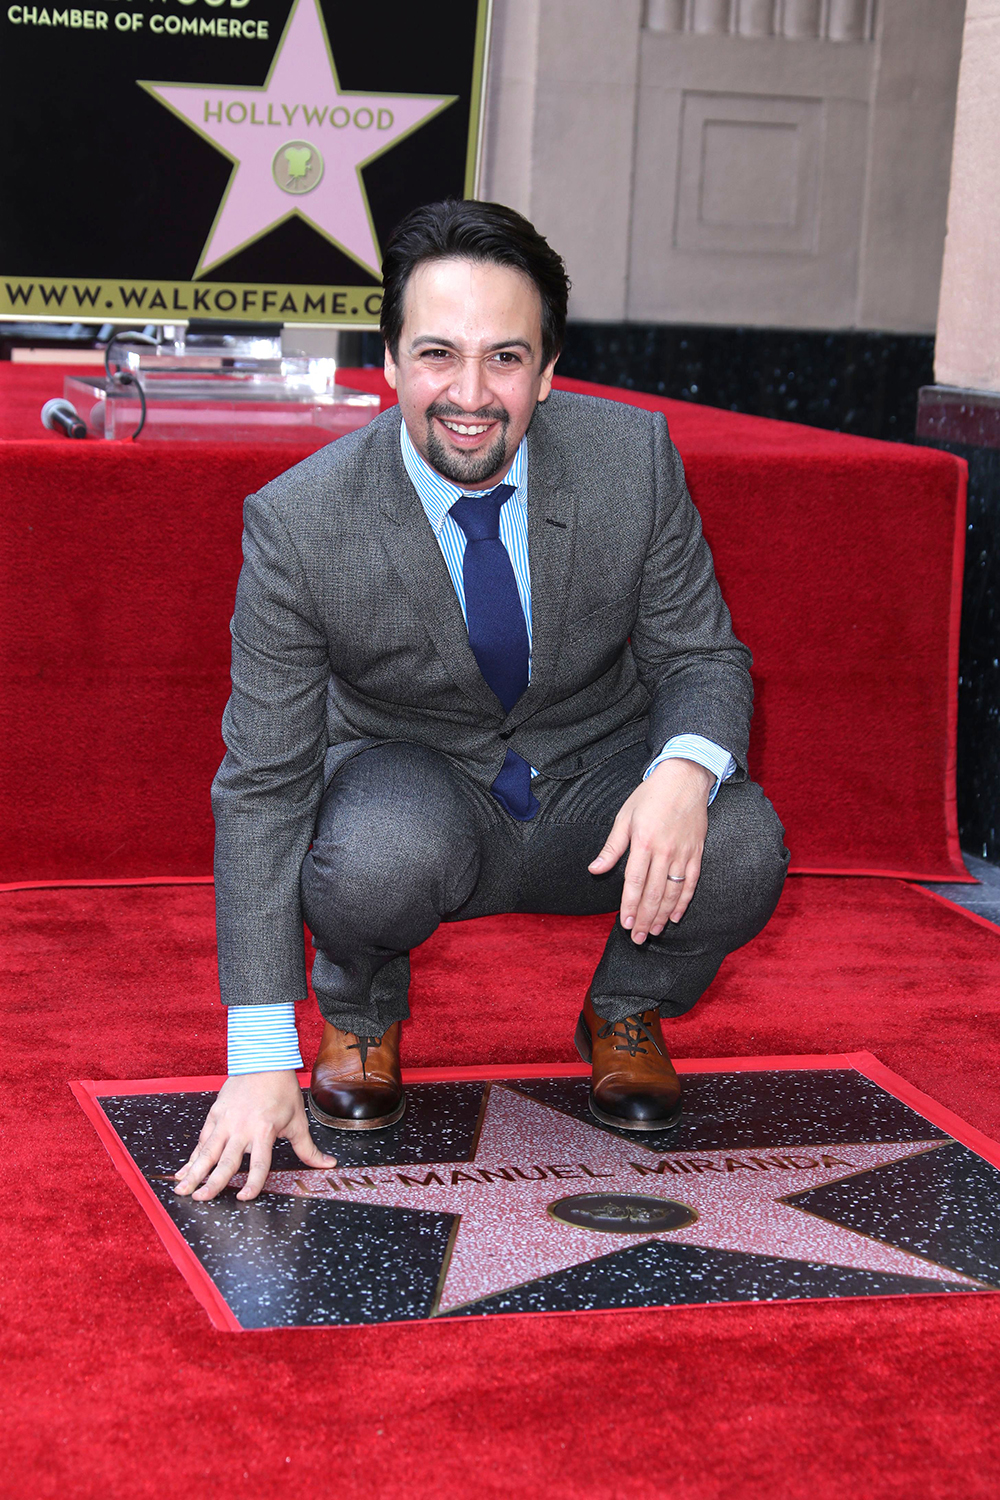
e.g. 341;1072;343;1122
65;332;379;442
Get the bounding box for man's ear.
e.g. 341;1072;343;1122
384;344;398;391
536;353;558;403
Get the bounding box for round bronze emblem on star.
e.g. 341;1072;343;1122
547;1193;698;1234
272;140;324;195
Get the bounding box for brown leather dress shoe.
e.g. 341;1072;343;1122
574;990;682;1131
308;1021;405;1131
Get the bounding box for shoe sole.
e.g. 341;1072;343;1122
306;1091;406;1132
574;1011;682;1133
586;1095;682;1131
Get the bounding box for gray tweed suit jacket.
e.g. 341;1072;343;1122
212;389;753;1007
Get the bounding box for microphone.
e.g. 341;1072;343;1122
41;398;87;439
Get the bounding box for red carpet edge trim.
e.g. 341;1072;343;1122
1;866;980;892
904;881;1000;938
68;1080;242;1333
845;1051;1000;1171
0;876;216;892
783;865;976;882
72;1053;1000;1334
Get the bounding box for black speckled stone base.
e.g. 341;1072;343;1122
916;430;1000;862
557;324;934;443
511;1071;944;1154
102;1081;489;1177
90;1067;1000;1330
787;1139;1000;1288
450;1238;962;1319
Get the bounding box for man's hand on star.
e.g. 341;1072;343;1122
173;1070;336;1203
588;758;714;942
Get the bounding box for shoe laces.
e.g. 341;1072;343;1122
345;1035;382;1078
597;1012;664;1059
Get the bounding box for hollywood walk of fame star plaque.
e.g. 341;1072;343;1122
0;0;490;324
72;1053;1000;1331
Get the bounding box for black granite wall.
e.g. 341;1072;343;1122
916;434;1000;862
556;322;935;444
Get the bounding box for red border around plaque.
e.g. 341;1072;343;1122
71;1053;1000;1333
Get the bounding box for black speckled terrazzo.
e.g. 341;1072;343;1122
916;435;1000;862
100;1081;487;1176
449;1239;970;1319
145;1180;454;1328
786;1140;1000;1288
88;1067;1000;1329
510;1071;947;1152
558;323;934;443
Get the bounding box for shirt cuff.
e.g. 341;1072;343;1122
227;1002;304;1075
643;734;737;805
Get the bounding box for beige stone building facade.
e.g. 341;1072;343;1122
482;0;966;336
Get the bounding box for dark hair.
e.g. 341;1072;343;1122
380;199;570;370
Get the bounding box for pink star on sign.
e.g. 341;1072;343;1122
244;1085;981;1315
142;0;456;277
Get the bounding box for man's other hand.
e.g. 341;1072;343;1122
173;1070;337;1203
588;757;714;942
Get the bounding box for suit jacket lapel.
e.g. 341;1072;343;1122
503;404;578;731
375;414;500;716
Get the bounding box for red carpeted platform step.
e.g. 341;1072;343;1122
3;874;999;1497
0;363;969;883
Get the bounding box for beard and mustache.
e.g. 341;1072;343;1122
424;399;511;486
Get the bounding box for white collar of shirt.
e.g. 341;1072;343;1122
399;418;527;534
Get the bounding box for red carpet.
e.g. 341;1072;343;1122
3;875;1000;1497
0;362;968;883
0;358;986;1489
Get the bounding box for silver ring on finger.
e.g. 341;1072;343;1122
666;874;685;883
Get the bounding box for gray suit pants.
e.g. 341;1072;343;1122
300;741;789;1037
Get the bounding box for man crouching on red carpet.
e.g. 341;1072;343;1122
175;199;789;1203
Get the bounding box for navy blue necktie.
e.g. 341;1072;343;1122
449;484;539;821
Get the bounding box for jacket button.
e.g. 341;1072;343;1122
499;728;514;741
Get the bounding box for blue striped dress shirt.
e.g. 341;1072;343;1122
227;422;736;1074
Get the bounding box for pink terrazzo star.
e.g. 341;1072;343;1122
249;1086;979;1314
141;0;455;276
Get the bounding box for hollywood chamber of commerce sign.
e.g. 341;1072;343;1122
0;0;490;324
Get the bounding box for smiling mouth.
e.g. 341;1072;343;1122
439;418;495;438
